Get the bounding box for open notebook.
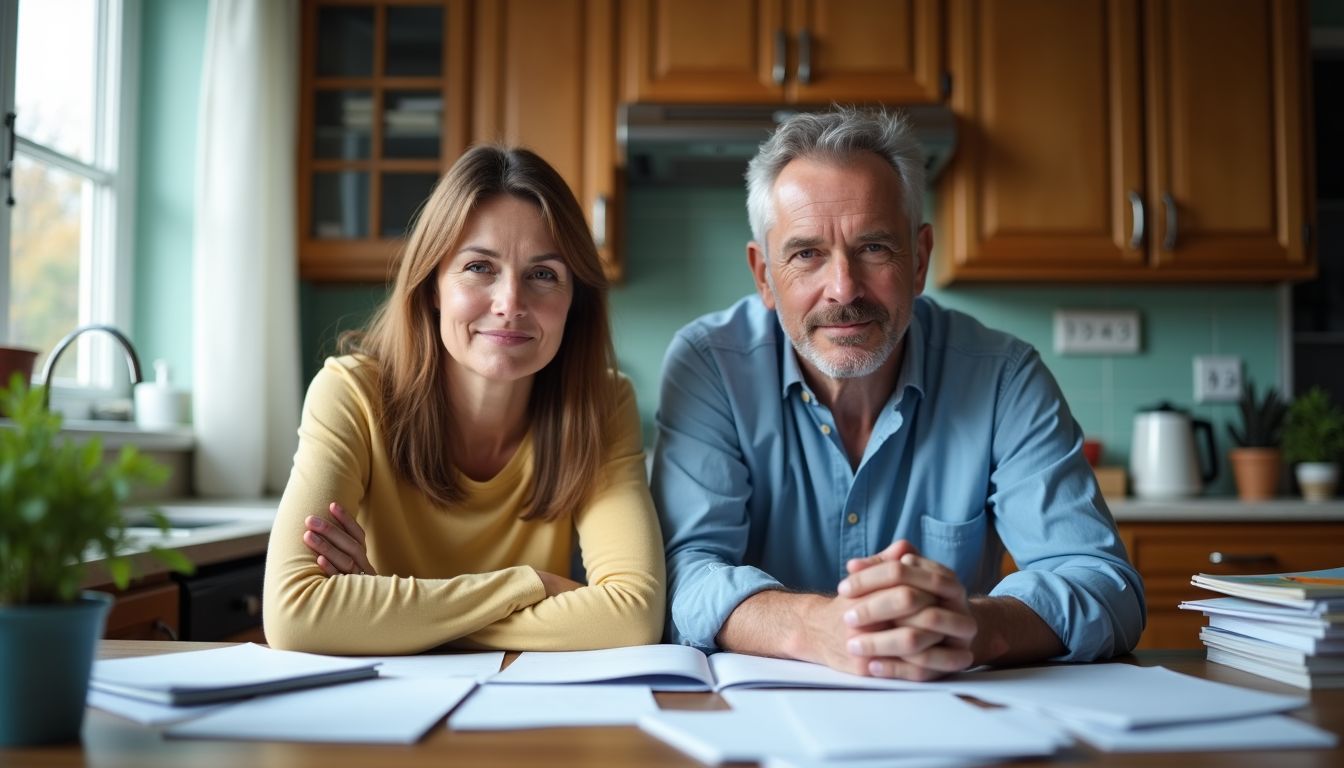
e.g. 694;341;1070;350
488;644;930;692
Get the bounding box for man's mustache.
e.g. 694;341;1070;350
805;300;889;333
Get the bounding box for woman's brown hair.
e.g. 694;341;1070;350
342;145;616;521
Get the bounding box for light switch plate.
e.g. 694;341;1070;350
1053;309;1141;355
1194;355;1242;403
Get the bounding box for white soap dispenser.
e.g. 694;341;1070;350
133;359;187;430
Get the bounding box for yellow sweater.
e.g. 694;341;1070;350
262;355;666;654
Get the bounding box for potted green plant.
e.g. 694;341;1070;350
0;376;192;746
1226;379;1287;502
1282;387;1344;502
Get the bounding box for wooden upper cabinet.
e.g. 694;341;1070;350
785;0;943;103
622;0;943;104
1146;0;1308;274
936;0;1314;285
298;0;471;282
473;0;621;278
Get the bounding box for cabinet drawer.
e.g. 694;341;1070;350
1124;523;1344;578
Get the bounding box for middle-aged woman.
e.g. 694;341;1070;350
262;145;665;655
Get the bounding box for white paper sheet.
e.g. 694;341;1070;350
1057;712;1339;752
448;684;657;730
363;652;504;679
489;644;714;690
944;663;1307;729
167;677;475;744
639;705;813;765
727;689;1057;759
87;690;226;726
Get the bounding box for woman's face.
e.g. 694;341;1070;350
434;195;573;387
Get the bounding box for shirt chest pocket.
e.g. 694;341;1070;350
919;511;989;589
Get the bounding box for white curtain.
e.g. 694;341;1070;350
192;0;301;496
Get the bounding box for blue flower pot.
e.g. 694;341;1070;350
0;591;112;745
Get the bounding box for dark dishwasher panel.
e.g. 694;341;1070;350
175;555;266;641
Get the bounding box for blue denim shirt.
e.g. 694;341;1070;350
651;295;1145;661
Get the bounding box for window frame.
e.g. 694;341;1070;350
0;0;141;404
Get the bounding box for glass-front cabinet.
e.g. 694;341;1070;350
299;0;468;280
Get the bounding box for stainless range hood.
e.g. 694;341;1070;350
619;103;957;187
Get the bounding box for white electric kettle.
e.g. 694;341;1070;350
1130;403;1219;500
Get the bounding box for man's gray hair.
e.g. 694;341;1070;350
745;106;926;250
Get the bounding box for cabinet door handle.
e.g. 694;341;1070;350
797;29;813;85
3;111;15;206
152;619;179;642
1128;190;1145;249
591;195;608;249
1161;192;1178;250
773;30;787;85
1208;551;1278;566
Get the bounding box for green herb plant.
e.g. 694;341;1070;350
0;375;193;604
1227;378;1288;449
1282;387;1344;465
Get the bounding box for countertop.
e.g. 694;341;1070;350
1108;498;1344;522
77;495;1341;589
81;498;279;588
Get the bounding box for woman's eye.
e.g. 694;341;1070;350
465;262;492;274
531;267;558;281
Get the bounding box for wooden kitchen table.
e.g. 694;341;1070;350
3;642;1341;767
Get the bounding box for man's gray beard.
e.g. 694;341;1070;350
789;321;897;379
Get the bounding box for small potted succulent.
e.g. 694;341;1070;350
1226;379;1287;502
0;376;192;745
1282;387;1344;502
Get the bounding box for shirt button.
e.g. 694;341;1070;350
847;513;859;525
801;391;812;403
820;424;831;435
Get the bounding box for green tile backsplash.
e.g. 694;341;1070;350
299;184;1283;497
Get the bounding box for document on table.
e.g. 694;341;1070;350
742;689;1059;759
943;663;1307;729
87;690;226;726
448;684;657;730
167;677;475;744
92;643;379;705
363;652;504;679
1056;712;1339;752
491;644;929;692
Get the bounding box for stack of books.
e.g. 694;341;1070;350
1181;566;1344;689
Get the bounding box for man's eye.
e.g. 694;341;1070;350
794;249;819;261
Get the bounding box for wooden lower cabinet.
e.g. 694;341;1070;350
1119;521;1344;650
95;579;181;642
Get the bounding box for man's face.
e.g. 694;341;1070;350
748;152;932;381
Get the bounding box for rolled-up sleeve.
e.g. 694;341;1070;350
986;346;1147;661
651;331;784;650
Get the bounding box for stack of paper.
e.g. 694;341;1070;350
91;643;380;706
629;658;1336;761
1183;566;1344;689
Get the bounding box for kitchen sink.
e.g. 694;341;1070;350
121;508;245;538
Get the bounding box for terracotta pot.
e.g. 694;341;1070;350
1229;447;1281;501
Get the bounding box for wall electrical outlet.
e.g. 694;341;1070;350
1052;309;1141;355
1194;355;1243;403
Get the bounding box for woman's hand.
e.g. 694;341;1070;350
536;570;583;597
303;502;378;577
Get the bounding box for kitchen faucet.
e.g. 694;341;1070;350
39;324;143;411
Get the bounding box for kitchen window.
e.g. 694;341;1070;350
0;0;138;397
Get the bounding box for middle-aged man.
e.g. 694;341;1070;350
651;107;1145;681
